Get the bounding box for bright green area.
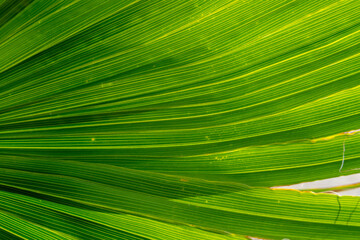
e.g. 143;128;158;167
0;0;359;239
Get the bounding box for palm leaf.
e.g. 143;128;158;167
0;0;359;239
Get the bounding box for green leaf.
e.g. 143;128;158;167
0;0;360;239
